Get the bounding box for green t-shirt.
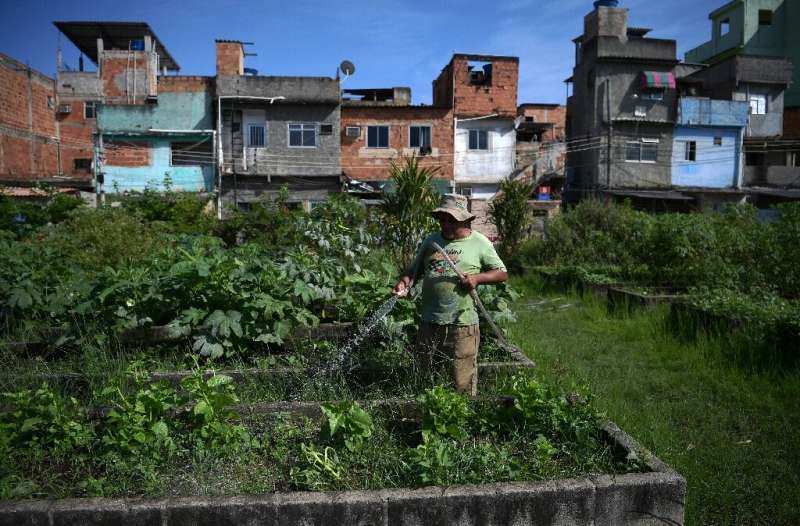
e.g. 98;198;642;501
408;231;506;326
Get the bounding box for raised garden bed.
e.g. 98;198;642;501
0;322;355;356
0;396;685;526
606;287;686;314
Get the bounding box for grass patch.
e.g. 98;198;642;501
508;274;800;525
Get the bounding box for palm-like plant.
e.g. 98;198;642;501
381;155;440;269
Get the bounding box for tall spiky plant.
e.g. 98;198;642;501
381;155;440;269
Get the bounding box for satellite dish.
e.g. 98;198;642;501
340;60;356;77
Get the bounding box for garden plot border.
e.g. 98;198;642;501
1;322;355;355
0;415;685;526
606;287;686;312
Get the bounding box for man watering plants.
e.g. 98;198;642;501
392;193;507;396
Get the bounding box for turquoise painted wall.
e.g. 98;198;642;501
97;91;214;132
103;137;215;193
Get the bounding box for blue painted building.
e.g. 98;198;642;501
671;97;750;189
96;79;216;193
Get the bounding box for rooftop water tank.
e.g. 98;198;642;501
594;0;620;7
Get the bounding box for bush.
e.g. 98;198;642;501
489;178;534;260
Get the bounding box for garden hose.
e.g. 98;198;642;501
430;242;534;367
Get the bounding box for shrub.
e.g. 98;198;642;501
489;178;534;260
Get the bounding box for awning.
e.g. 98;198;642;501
640;71;676;89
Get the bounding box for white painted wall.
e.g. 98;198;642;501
454;117;516;189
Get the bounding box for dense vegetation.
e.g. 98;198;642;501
514;200;800;360
0;186;628;499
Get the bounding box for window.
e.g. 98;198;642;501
720;19;730;36
171;139;213;166
367;126;389;148
458;187;473;198
47;96;54;110
409;126;432;149
468;129;489;150
467;61;492;85
714;136;723;146
319;124;333;136
759;9;772;26
684;141;697;162
787;151;800;167
288;123;317;147
625;138;659;163
248;124;266;147
746;151;764;166
73;158;91;171
525;116;535;122
749;94;767;115
84;101;96;119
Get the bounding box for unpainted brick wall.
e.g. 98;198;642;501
105;140;151;167
0;54;61;180
340;106;454;182
216;42;244;76
100;54;151;103
158;76;214;93
518;105;567;141
56;97;95;178
451;56;518;117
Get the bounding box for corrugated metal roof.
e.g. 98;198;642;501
53;21;179;71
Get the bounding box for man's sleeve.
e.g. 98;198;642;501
480;238;507;272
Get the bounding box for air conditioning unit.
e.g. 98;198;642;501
320;124;334;135
346;126;361;138
57;104;72;114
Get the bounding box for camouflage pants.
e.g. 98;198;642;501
416;322;479;396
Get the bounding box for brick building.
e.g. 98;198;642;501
53;21;181;195
340;87;453;188
0;53;63;185
516;103;567;197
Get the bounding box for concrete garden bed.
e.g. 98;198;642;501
1;322;355;356
0;414;685;526
606;287;686;313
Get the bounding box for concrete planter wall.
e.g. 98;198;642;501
0;415;685;526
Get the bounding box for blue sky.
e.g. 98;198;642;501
1;0;723;105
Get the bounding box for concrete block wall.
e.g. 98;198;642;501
340;106;454;182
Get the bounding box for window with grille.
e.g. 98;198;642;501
410;126;432;148
468;129;488;150
248;125;266;147
171;139;213;166
367;126;389;148
289;123;317;147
